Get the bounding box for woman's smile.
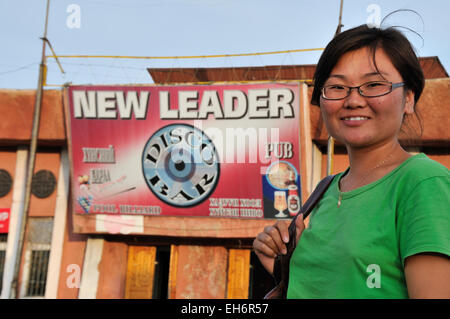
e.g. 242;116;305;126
340;115;371;127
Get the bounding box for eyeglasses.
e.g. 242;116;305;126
321;81;405;100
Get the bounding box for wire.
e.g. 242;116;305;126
54;61;149;71
0;62;37;75
46;48;324;60
43;48;321;86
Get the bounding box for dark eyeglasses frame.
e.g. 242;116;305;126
321;81;406;100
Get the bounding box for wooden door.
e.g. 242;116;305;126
226;249;250;299
125;246;156;299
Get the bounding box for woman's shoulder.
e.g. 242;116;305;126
394;153;449;211
400;153;449;179
394;153;449;192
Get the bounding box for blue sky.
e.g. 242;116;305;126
0;0;449;89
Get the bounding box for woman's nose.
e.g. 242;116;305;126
343;88;368;109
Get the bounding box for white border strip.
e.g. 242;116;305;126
45;148;69;299
78;238;104;299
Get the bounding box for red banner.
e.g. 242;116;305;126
67;83;302;219
0;208;10;233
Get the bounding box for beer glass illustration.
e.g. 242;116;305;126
274;191;288;218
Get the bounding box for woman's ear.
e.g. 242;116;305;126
404;89;415;115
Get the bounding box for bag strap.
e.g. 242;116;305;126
273;174;336;285
288;174;336;239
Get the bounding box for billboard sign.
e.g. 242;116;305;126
66;83;302;219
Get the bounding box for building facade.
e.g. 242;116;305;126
0;59;448;298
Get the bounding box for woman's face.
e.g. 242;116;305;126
319;47;415;150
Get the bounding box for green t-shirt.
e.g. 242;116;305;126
287;153;450;299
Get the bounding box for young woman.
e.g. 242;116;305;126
253;24;450;298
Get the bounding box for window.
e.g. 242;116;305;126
25;246;50;296
20;218;53;298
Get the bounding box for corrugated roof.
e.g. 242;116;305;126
0;89;65;145
147;57;448;84
418;56;449;78
147;64;316;84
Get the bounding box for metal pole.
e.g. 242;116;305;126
335;0;344;35
9;0;51;299
327;0;344;175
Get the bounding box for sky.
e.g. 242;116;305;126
0;0;449;89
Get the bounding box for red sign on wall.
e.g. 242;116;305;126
66;83;303;219
0;208;10;233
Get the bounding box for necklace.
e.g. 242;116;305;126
337;151;396;208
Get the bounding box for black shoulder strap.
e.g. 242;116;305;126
297;174;336;220
287;174;336;249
